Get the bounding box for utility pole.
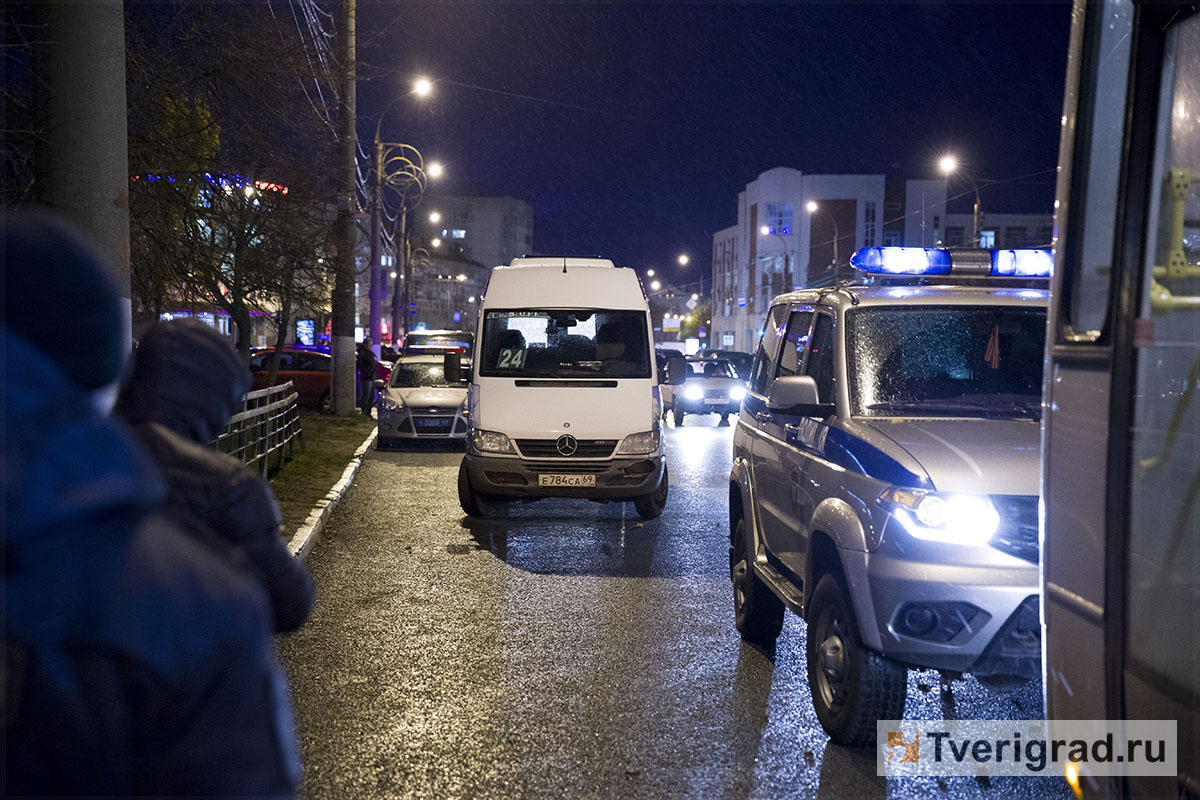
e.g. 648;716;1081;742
390;207;407;343
368;138;383;358
331;0;357;414
34;1;130;341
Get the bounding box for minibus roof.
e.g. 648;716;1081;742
485;260;647;310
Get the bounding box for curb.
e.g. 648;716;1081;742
287;425;379;562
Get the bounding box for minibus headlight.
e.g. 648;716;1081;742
471;429;516;454
684;384;704;401
618;429;661;455
878;487;999;546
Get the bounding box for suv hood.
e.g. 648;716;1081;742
862;418;1040;496
388;386;466;409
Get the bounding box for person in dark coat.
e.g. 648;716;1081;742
115;319;316;633
357;336;378;416
2;209;300;797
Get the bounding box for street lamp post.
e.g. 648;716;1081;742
805;201;840;285
939;155;982;246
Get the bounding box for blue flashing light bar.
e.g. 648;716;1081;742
850;247;952;275
991;249;1053;278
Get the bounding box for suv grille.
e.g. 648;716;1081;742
990;495;1039;565
515;439;617;459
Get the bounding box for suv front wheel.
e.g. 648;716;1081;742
806;572;907;747
730;518;784;647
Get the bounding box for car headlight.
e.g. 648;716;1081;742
878;487;999;546
471;428;516;454
684;384;704;401
730;385;746;401
617;428;661;455
377;394;405;412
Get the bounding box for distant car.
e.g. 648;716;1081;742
401;329;474;357
700;349;753;380
660;356;745;425
376;355;470;446
249;347;391;414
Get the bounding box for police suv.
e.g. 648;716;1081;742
729;246;1049;746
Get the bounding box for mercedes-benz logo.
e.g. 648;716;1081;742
556;434;579;456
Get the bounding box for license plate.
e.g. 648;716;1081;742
705;398;728;405
538;474;596;487
415;417;448;428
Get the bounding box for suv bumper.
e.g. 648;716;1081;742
673;397;740;415
855;551;1040;677
464;452;664;500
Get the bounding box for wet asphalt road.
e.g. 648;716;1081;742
278;415;1069;799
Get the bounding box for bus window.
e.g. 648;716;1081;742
1058;0;1134;341
1125;10;1200;716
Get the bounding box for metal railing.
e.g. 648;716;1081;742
215;381;304;475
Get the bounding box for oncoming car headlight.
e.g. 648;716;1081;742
684;384;704;401
618;428;661;455
730;385;747;401
470;429;516;454
377;395;405;412
878;487;999;546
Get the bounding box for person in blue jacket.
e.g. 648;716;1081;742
2;209;301;796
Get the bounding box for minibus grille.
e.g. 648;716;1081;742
989;495;1039;565
515;439;617;459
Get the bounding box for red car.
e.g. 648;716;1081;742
249;347;391;413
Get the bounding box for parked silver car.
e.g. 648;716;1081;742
376;356;469;446
730;246;1048;746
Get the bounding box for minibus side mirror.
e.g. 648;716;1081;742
767;375;834;417
665;356;687;386
444;351;462;384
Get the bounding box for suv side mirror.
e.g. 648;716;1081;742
444;351;462;384
768;375;834;416
665;356;688;386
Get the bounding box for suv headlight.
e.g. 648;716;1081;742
618;429;661;455
878;487;999;546
730;385;746;401
471;429;516;454
378;394;404;412
684;384;704;401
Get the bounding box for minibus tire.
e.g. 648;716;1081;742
458;459;500;518
731;518;784;646
634;464;669;519
806;572;907;747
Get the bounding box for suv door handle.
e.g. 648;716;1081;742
755;411;772;423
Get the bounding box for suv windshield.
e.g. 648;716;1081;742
687;359;736;379
389;363;467;388
847;306;1046;419
480;309;651;378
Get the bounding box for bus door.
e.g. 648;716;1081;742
1046;2;1198;796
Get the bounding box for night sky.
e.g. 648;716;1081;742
360;2;1073;291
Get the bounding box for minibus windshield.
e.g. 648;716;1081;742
480;309;651;378
847;305;1046;419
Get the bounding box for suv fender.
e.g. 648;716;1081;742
728;457;760;553
804;499;887;653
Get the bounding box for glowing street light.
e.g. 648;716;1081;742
806;200;841;275
760;225;770;236
677;254;689;266
805;200;818;213
650;280;661;291
646;269;655;277
431;238;442;248
427;162;444;179
413;77;433;97
938;153;981;246
429;211;441;223
691;293;699;301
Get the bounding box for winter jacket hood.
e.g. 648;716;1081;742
116;319;250;444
